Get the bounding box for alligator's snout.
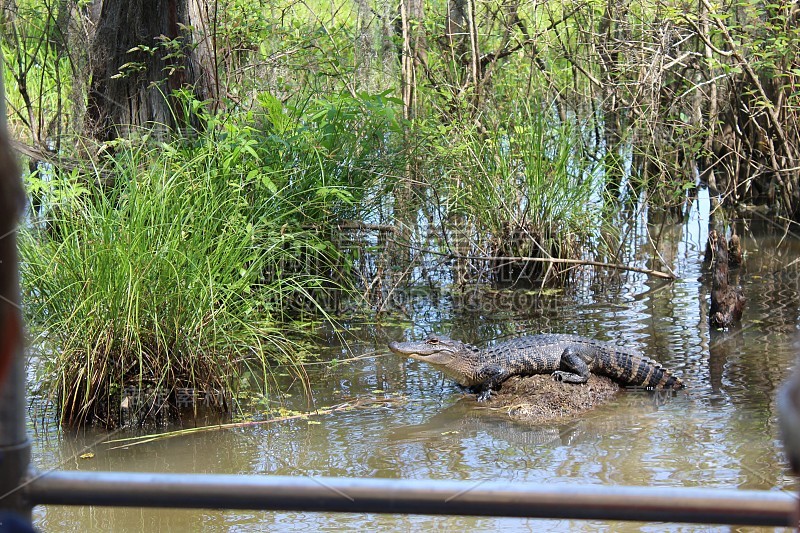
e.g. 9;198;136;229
388;338;439;357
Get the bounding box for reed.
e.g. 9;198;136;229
443;105;604;283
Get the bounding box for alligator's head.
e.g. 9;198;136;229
388;335;480;386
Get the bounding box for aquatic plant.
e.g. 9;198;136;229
431;104;606;283
18;92;399;426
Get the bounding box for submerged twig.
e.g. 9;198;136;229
299;350;390;366
103;396;404;450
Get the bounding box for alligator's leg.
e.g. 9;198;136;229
473;364;509;402
473;383;494;402
552;347;591;384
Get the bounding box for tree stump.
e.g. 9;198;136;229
708;229;745;328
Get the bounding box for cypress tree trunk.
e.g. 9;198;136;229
86;0;213;141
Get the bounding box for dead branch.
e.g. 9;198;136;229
390;239;675;280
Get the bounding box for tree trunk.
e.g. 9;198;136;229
186;0;217;105
86;0;212;141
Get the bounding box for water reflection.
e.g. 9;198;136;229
30;194;800;532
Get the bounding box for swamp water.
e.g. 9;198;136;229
29;192;800;531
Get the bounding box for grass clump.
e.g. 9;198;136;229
19;93;398;426
439;105;604;284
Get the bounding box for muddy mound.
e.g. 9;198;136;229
481;374;621;423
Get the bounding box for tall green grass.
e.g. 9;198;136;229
441;105;604;282
20;92;398;426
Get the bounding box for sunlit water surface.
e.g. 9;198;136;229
29;194;800;531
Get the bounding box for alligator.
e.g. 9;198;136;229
388;334;684;401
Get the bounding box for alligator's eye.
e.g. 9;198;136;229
426;336;439;345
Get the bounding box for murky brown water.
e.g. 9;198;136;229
29;191;800;531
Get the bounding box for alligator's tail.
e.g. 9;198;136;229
601;350;684;390
642;364;684;389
